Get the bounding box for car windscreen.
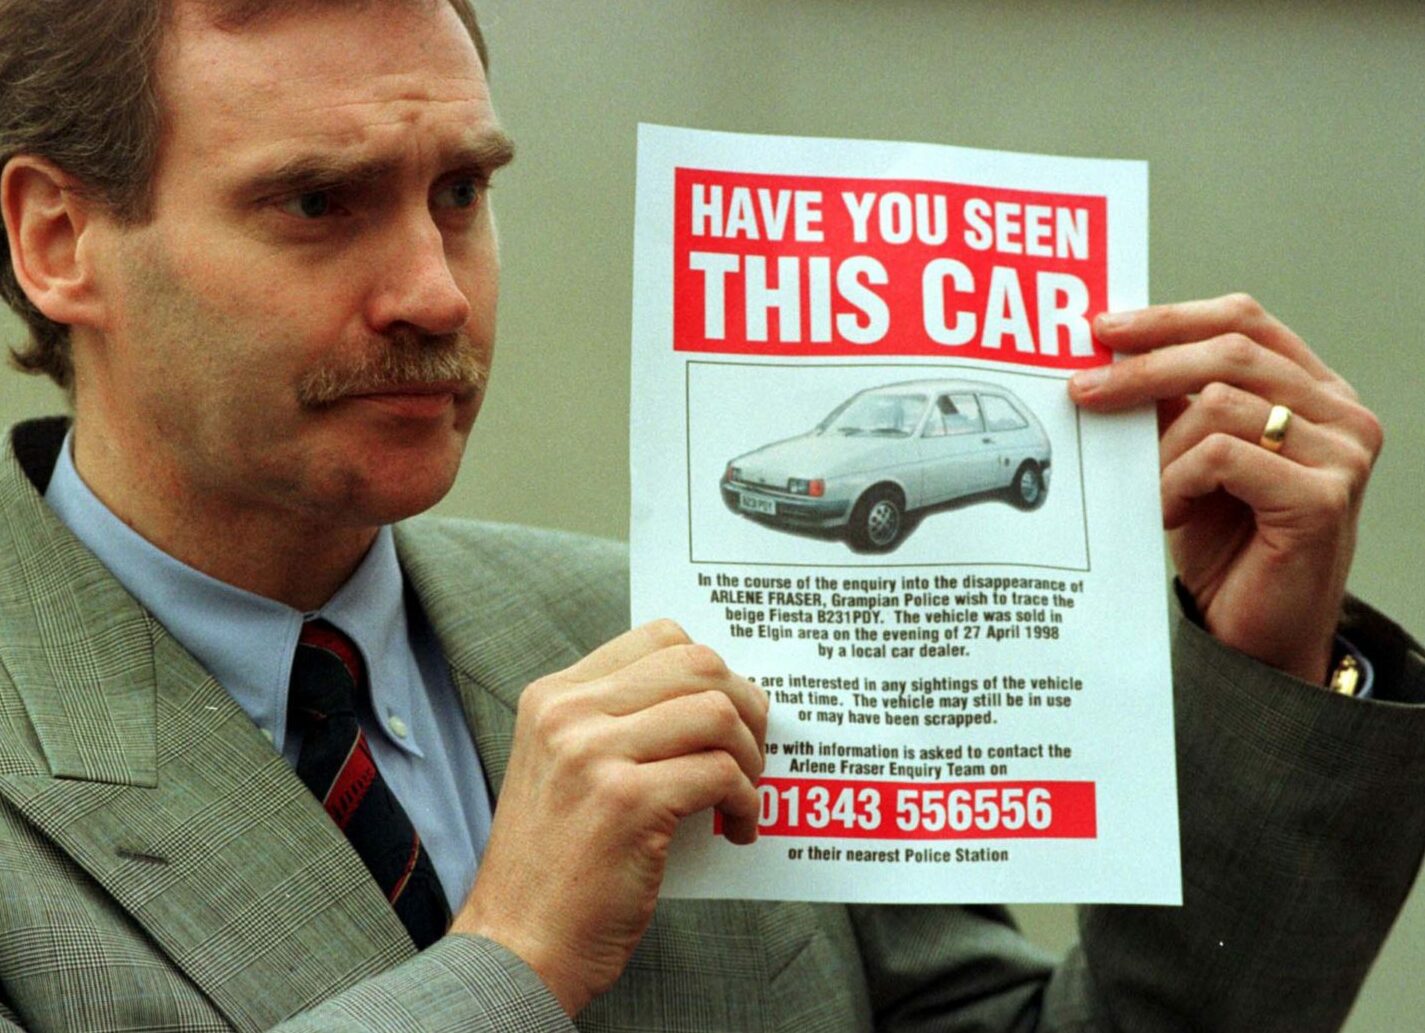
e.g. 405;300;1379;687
819;393;929;437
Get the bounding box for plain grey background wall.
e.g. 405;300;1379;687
2;1;1421;1027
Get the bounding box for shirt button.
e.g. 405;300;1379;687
387;715;409;739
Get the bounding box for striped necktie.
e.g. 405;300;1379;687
288;620;451;949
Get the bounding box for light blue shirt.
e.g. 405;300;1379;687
44;432;491;915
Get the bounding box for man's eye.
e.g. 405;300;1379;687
433;178;483;211
279;191;334;219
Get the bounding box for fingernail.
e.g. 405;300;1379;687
1071;366;1110;393
1095;311;1127;332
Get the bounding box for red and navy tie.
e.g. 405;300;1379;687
288;620;450;949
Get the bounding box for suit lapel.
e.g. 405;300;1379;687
0;425;415;1031
0;423;156;787
394;519;596;798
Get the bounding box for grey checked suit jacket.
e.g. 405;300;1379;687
2;416;1424;1032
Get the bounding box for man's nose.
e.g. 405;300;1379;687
365;212;472;336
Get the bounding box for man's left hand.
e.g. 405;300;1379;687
1069;293;1383;685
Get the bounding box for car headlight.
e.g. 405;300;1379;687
787;478;825;497
725;465;741;483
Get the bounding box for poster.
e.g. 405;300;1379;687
630;124;1177;904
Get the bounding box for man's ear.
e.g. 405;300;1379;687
1;156;111;332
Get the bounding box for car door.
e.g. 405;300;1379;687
977;392;1033;488
916;392;996;505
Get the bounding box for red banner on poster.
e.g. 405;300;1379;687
673;168;1110;370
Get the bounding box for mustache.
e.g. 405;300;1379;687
297;330;488;407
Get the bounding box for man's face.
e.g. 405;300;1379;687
86;0;511;529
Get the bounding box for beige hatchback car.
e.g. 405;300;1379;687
721;379;1052;552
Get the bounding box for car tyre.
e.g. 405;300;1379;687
1009;461;1046;510
848;486;906;552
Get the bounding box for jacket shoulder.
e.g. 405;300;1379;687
395;516;630;655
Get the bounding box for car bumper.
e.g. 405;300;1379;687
721;483;850;528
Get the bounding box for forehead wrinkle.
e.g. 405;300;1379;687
199;86;507;192
238;70;490;111
211;77;493;145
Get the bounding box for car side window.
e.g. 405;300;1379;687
981;394;1029;433
924;393;983;437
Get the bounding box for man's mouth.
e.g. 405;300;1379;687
351;380;471;398
345;381;473;418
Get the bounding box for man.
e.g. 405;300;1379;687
0;0;1421;1030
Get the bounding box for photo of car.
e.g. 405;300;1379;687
720;378;1052;552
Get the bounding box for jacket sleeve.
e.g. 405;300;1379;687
853;594;1425;1033
267;936;573;1033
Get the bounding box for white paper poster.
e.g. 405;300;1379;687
630;124;1178;904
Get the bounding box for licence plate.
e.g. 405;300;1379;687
740;494;776;516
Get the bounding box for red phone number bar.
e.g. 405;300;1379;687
726;777;1096;840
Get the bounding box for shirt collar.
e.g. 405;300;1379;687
42;429;422;757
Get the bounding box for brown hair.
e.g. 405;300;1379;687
0;0;488;390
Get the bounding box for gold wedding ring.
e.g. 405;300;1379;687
1259;404;1292;453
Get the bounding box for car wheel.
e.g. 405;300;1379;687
848;486;906;551
1009;461;1046;510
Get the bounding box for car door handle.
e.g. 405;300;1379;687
982;437;994;444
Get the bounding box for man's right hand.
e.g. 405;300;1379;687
449;619;769;1017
